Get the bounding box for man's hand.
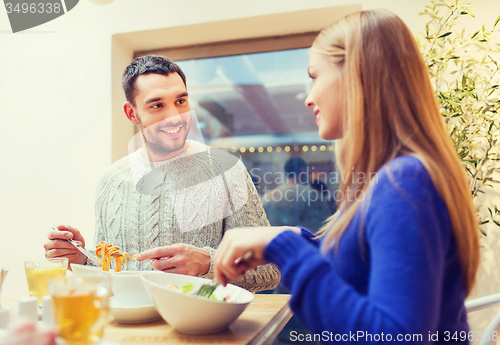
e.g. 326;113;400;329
136;244;210;276
44;225;87;266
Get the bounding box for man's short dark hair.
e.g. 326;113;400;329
122;55;187;106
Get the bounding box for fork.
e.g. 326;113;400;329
196;250;254;298
196;280;219;298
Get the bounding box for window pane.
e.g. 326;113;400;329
177;48;337;232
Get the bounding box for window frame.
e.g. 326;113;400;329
111;4;362;162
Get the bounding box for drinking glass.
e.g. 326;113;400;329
49;277;109;345
24;258;68;305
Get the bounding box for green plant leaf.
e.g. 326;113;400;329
438;32;453;38
418;0;500;236
428;13;441;20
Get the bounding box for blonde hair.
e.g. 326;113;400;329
314;10;479;295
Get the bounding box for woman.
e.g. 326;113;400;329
214;9;479;343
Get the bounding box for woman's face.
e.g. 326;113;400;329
304;51;345;140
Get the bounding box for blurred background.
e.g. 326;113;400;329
0;0;499;341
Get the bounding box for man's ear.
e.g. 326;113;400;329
124;102;139;125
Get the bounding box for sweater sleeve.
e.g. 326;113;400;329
219;165;281;292
85;175;105;267
85;172;109;267
299;227;320;247
264;158;452;343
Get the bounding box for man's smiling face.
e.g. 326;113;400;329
128;72;192;160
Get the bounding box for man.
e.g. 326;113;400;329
44;55;280;292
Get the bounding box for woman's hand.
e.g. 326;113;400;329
213;226;300;286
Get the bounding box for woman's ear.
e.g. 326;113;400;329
123;102;139;125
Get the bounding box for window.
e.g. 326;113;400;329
172;46;337;232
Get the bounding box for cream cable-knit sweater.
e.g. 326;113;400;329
92;140;280;292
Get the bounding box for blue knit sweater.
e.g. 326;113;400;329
264;155;468;344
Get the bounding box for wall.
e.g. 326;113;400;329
0;0;499;340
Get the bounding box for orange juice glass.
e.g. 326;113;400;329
24;258;68;305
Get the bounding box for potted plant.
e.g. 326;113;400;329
418;0;500;234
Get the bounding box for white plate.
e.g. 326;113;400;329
109;297;161;324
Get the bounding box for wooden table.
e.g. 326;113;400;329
2;294;292;345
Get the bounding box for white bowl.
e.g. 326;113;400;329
141;272;254;334
111;271;152;305
70;264;114;295
109;297;161;324
70;264;110;280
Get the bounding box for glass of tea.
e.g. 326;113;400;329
24;258;68;305
49;277;109;345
